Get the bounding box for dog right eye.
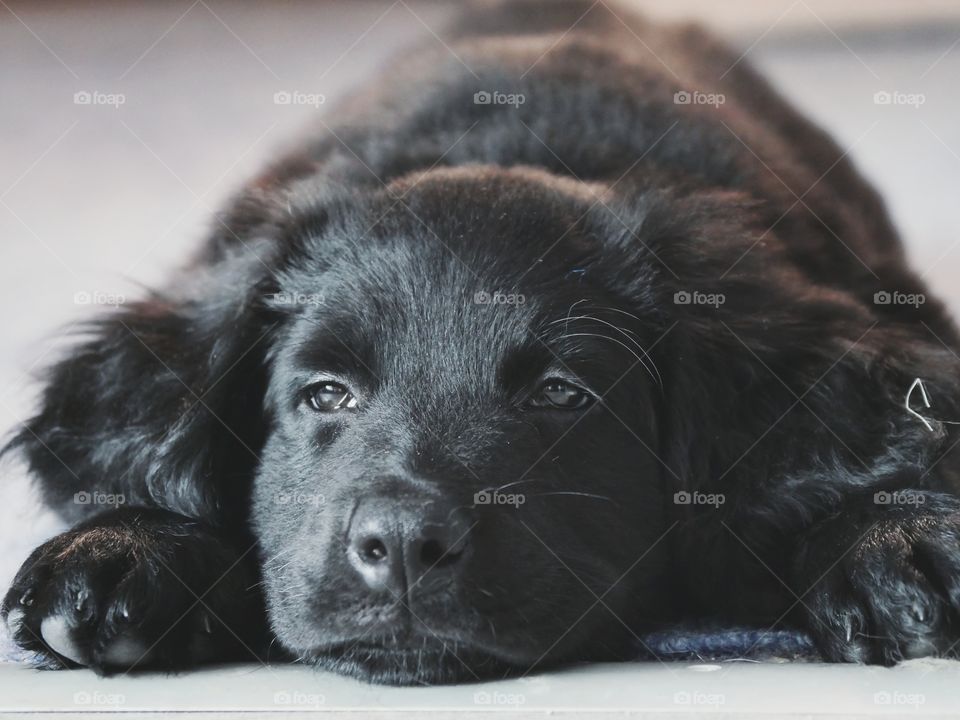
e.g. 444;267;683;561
306;382;357;412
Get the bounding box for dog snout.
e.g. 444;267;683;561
346;494;473;594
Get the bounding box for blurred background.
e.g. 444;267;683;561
2;0;960;593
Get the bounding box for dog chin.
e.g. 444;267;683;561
303;638;524;685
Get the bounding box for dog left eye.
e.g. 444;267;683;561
530;379;593;410
307;382;357;411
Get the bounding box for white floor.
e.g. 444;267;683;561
2;658;960;717
2;0;960;716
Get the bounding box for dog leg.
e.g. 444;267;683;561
2;507;264;673
791;491;960;664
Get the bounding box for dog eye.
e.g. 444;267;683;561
307;382;357;412
530;379;593;410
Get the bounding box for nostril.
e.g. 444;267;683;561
420;538;462;568
346;497;472;591
359;537;388;564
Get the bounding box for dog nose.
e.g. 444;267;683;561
346;496;472;594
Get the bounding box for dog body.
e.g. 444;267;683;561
5;0;960;684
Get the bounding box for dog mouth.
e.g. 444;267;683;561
287;592;637;683
304;635;525;685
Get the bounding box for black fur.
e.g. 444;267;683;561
5;0;960;684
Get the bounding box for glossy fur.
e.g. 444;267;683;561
4;0;960;684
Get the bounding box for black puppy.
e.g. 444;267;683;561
5;0;960;685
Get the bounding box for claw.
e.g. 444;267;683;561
844;614;856;643
912;603;926;623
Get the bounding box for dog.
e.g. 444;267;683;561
4;0;960;685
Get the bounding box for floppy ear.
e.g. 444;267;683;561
602;190;960;528
9;232;284;527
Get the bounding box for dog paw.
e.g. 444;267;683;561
1;508;260;673
793;493;960;664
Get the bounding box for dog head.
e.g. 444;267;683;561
247;166;674;682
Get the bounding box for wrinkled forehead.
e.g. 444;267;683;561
270;171;646;385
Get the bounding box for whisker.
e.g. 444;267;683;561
581;305;645;324
559;332;659;385
548;314;663;388
527;491;613;502
563;298;590;334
